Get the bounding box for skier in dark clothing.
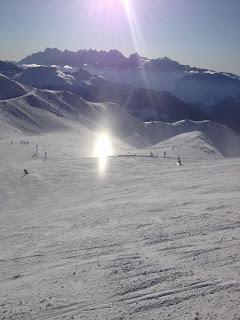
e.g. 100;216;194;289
24;169;29;175
177;156;182;166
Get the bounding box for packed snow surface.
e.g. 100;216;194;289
0;132;239;320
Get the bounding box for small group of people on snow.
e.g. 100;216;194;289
150;148;183;166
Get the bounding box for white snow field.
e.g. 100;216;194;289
0;130;240;320
0;77;240;319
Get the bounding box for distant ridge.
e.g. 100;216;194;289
19;48;239;78
18;48;240;108
19;48;148;69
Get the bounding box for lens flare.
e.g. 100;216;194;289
94;132;113;158
94;132;113;175
122;0;151;90
122;0;142;54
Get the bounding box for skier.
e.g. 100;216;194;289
177;156;182;166
164;150;166;158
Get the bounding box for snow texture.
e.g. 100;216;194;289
0;133;240;320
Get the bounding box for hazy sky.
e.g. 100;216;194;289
0;0;240;74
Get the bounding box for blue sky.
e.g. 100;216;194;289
0;0;239;74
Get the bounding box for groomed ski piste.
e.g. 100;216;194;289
0;129;240;320
0;78;240;319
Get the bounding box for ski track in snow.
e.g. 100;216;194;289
0;136;240;320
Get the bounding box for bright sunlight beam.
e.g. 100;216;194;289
122;0;142;54
122;0;151;91
94;132;113;158
94;132;113;176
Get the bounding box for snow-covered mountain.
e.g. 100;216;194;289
84;59;240;108
18;48;240;107
1;74;240;157
9;64;209;124
17;66;75;88
0;74;29;100
144;119;240;157
0;60;22;77
0;74;147;150
208;96;240;133
145;131;222;160
2;58;240;131
19;48;149;69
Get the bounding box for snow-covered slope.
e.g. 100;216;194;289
0;60;22;77
14;66;209;124
0;89;143;140
0;136;239;320
145;131;222;160
16;66;75;88
0;77;147;153
0;74;29;100
144;119;240;157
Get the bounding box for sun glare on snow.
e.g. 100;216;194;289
94;132;113;175
94;132;113;158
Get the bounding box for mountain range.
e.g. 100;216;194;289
19;48;240;108
0;69;240;158
15;48;240;132
0;49;240;156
